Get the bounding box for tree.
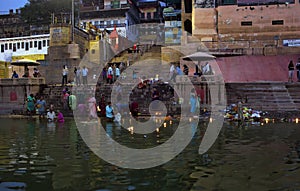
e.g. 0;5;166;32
20;0;73;25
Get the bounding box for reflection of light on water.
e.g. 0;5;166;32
156;128;159;133
163;122;167;128
189;118;192;122
209;118;213;123
296;118;299;124
170;120;172;125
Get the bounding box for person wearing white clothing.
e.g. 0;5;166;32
115;67;120;79
47;110;56;122
202;62;212;75
62;65;68;86
169;62;176;82
107;66;113;84
82;66;88;85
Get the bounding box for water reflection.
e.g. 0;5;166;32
0;118;299;190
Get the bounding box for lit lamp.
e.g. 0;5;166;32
265;118;269;124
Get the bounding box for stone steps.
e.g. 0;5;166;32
226;83;300;112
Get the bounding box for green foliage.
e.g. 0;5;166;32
20;0;72;25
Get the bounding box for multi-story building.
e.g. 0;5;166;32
163;6;181;45
182;0;300;55
133;0;165;44
79;0;140;39
0;9;49;39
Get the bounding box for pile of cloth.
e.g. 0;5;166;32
224;104;267;121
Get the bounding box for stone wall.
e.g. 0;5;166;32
191;2;300;55
0;78;45;114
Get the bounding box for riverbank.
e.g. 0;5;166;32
1;109;299;122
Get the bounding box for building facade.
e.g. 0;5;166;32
182;0;300;55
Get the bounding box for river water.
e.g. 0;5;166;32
0;118;299;191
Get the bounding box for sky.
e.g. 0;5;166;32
0;0;28;14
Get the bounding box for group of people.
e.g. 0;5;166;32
26;93;64;122
169;62;185;83
101;63;123;84
61;65;89;86
11;68;41;78
169;62;213;83
288;58;300;82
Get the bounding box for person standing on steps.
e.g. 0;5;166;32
115;66;120;80
82;66;88;86
288;60;295;83
107;65;113;84
62;65;68;86
75;66;82;86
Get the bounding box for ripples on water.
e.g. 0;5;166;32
0;118;299;191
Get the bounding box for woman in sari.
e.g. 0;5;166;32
88;95;97;119
27;94;35;116
190;89;198;115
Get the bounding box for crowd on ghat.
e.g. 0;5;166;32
23;58;300;122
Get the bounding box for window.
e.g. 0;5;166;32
30;41;33;48
100;21;104;27
147;12;151;19
184;0;192;13
13;44;16;52
43;40;46;47
38;41;42;50
223;0;236;5
25;42;29;51
21;42;24;49
9;43;12;50
47;40;49;46
111;0;120;8
241;21;252;26
34;41;37;48
17;42;20;49
1;44;4;52
5;43;7;50
272;20;284;25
